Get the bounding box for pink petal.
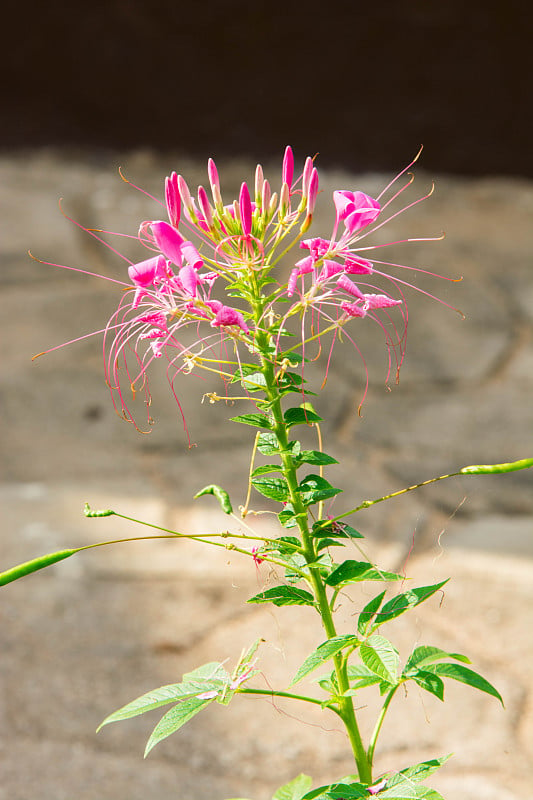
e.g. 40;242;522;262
181;241;203;270
364;293;402;309
337;274;365;299
151;221;185;266
128;255;166;287
344;256;374;274
211;305;250;334
341;301;366;318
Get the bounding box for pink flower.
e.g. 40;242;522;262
333;190;381;233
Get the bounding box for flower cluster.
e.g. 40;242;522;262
37;146;448;437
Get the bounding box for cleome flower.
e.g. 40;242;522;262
34;146;455;438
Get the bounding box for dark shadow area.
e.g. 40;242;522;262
3;0;532;176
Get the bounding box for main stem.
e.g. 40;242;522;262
250;290;372;784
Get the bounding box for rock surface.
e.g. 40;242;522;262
1;150;532;799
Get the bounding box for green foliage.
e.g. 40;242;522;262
297;474;342;506
252;476;290;502
357;591;387;636
284;407;323;428
272;774;313;800
370;581;449;630
326;561;403;587
231;413;272;429
312;520;364;540
359;635;399;685
295;450;339;467
291;635;358;685
248;586;316;607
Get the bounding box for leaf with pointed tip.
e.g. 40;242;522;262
409;669;444;700
358;591;386;636
284;407;323;428
252;464;282;477
392;755;451;785
326;561;403;587
312;521;364;540
231;413;272;430
257;432;281;455
252;476;289;502
359;635;399;684
297;474;342;506
372;581;448;629
345;663;382;689
290;635;357;686
426;663;503;705
296;450;339;467
272;774;313;800
240;372;268;392
144;696;214;756
247;586;315;607
404;645;470;674
303;783;368;800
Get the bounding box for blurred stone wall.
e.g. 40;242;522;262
1;150;532;800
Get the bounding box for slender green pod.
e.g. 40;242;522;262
0;549;79;586
194;484;233;514
460;457;533;475
84;503;115;517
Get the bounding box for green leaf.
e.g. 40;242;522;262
312;521;364;540
247;586;315;607
231;413;272;430
357;591;386;636
284;407;323;428
426;663;504;705
291;635;358;685
373;581;449;628
272;774;313;800
240;372;268;392
404;646;470;673
144;696;213;756
257;432;280;455
182;661;230;683
359;635;399;684
327;784;369;799
345;663;383;689
326;561;403;587
98;662;228;731
303;783;368;800
316;538;345;552
297;474;342;506
393;755;451;784
252;476;289;502
409;670;444;701
251;464;282;477
194;484;233;514
278;505;298;528
296;450;339;466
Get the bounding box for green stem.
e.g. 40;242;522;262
249;291;372;783
367;683;401;768
238;687;342;716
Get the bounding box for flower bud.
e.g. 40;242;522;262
165;171;181;227
178;175;197;222
239;181;253;236
197;186;214;228
254;164;264;206
278;182;290;219
282;145;294;188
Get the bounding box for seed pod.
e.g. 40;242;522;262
0;549;78;586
